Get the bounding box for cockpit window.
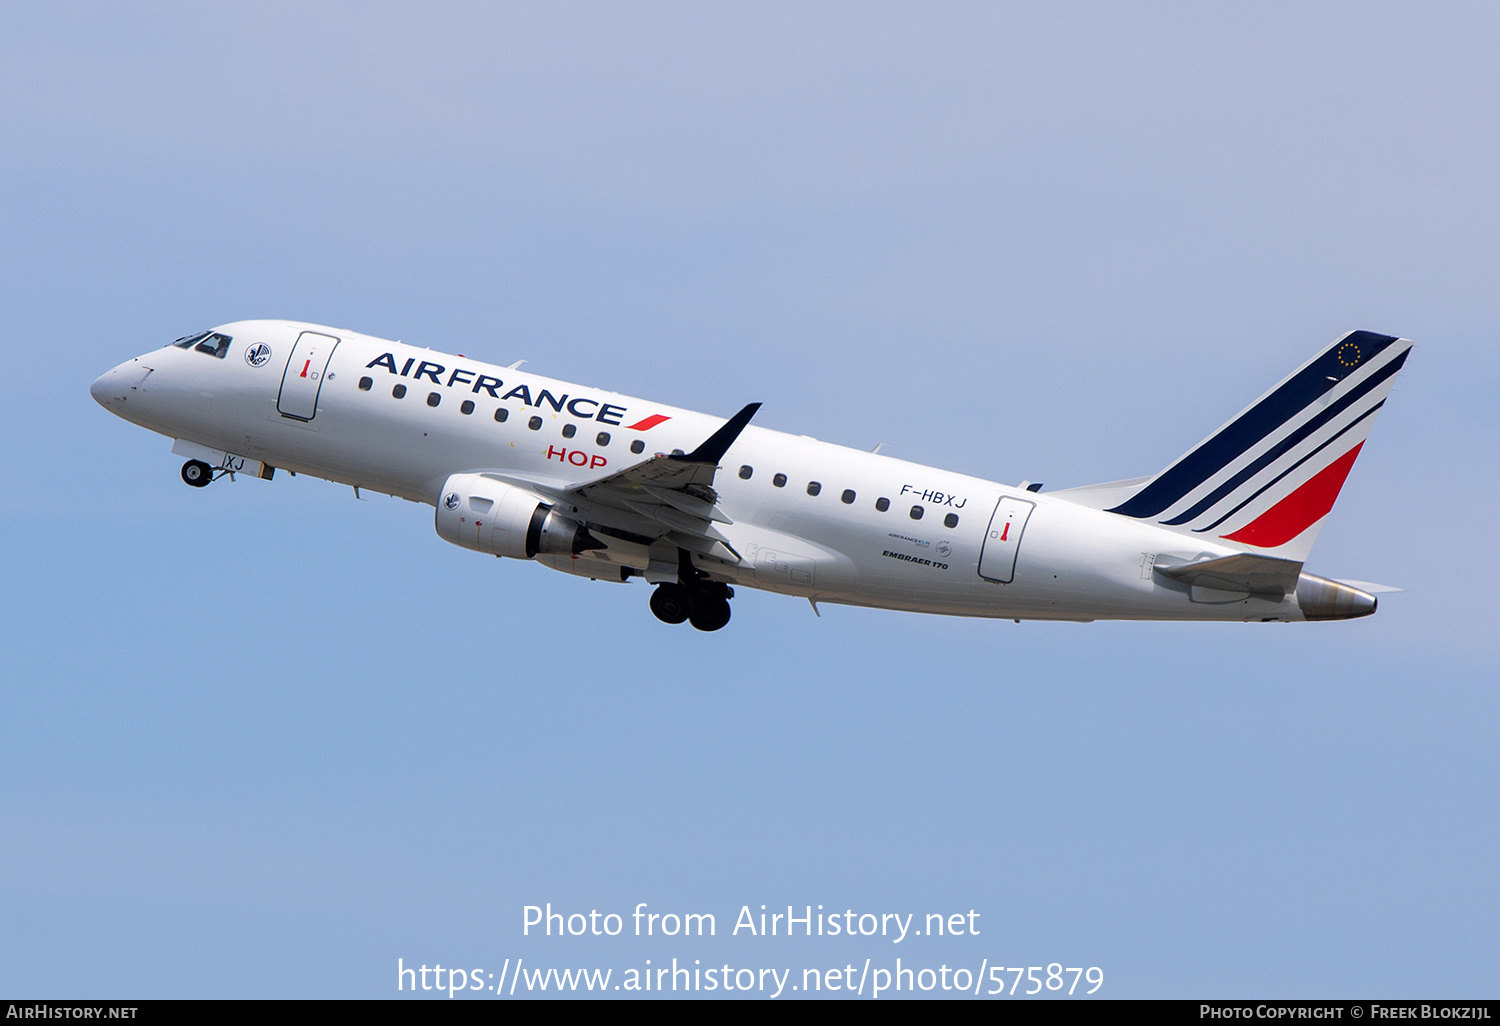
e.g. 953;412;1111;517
193;333;232;359
172;331;210;349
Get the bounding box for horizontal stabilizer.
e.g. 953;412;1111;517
1334;579;1403;594
1155;552;1303;596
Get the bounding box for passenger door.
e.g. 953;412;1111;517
277;331;340;420
978;497;1034;583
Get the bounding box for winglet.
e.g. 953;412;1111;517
674;402;761;465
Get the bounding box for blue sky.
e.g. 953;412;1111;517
2;2;1496;998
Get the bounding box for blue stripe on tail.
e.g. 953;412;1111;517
1107;331;1400;519
1160;347;1409;525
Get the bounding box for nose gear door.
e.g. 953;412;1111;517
277;331;340;420
978;497;1034;584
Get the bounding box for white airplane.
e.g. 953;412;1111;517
90;321;1409;631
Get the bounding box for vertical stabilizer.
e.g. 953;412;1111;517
1100;330;1412;562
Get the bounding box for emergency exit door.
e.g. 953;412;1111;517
978;497;1034;583
277;331;340;420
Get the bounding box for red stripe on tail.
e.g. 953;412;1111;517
1221;442;1364;548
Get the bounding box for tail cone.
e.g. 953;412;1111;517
1296;573;1377;620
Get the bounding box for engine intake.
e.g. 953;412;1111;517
435;473;601;559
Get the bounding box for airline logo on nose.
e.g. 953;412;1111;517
245;343;272;367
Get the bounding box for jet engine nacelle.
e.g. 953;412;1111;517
435;472;599;559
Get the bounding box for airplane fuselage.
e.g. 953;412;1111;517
91;320;1383;626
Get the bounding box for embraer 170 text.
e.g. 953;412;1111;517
92;323;1409;631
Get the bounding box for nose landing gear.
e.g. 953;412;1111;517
180;459;214;488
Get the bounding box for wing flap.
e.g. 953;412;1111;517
622;499;718;536
641;485;733;523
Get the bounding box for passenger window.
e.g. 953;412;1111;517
841;489;855;504
494;408;508;423
773;473;787;488
944;513;959;528
528;416;542;430
597;432;611;446
392;384;407;399
427;392;441;407
739;465;753;480
358;377;373;391
195;333;232;358
875;497;890;512
806;481;821;496
630;440;645;454
562;423;576;438
460;399;475;415
910;505;924;520
671;448;684;456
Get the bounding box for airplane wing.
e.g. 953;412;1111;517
485;402;762;562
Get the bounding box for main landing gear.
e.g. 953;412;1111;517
651;581;733;631
649;550;734;631
180;459;214;488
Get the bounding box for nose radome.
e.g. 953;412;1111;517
89;368;116;407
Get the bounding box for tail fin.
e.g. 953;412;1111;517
1092;330;1412;562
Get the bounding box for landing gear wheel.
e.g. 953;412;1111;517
181;460;213;487
650;584;692;625
688;597;732;632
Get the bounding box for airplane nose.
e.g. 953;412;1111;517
89;368;115;407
